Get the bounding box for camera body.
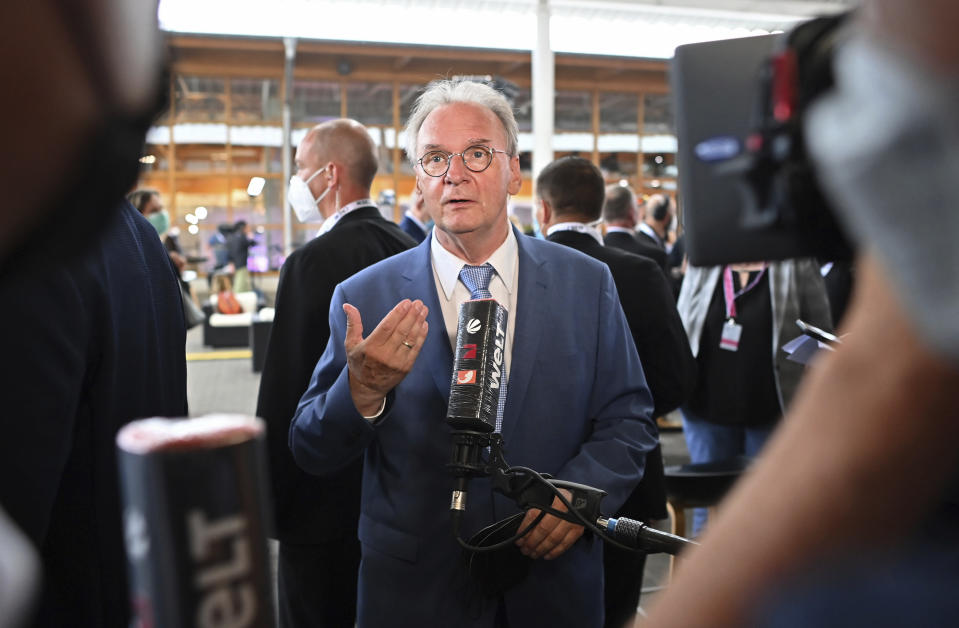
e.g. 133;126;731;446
672;13;853;266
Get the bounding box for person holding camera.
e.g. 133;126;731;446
647;1;959;625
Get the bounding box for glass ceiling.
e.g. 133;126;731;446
157;0;844;59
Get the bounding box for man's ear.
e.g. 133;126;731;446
536;198;551;230
507;155;522;196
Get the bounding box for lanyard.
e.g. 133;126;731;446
317;198;377;236
546;221;604;245
722;265;767;320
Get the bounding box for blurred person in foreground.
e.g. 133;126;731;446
646;1;959;626
288;79;657;627
0;199;188;626
256;118;416;628
0;2;186;625
536;156;696;627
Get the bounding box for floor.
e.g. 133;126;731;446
184;324;693;625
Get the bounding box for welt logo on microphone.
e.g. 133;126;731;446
447;299;509;430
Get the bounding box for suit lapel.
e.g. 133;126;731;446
400;240;455;400
501;231;549;442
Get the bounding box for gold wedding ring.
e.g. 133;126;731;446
402;340;414;349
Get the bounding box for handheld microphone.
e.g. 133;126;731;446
446;298;508;520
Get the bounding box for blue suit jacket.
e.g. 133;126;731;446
399;214;428;243
291;229;657;627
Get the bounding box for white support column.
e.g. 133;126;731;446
531;0;554;184
281;37;297;257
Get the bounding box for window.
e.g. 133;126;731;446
345;82;393;127
230;78;281;122
174;76;226;122
600;92;638;134
292;80;341;124
643;93;674;135
555;90;591;131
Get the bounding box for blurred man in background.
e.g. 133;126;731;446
603;185;668;269
257;118;416;628
638;194;673;265
400;187;430;243
536;156;695;627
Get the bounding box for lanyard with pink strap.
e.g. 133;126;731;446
722;264;767;321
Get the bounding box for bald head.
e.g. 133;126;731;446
303;119;378;191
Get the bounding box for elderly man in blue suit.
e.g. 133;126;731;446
290;79;657;628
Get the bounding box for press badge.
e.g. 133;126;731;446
719;319;742;352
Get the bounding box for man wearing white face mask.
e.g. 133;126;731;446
257;118;417;628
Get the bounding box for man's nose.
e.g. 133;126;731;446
444;154;469;182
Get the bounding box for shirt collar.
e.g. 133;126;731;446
546;221;604;245
605;225;633;234
431;226;518;300
317;198;377;236
638;221;662;244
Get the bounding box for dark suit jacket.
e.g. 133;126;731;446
0;202;188;628
605;229;667;270
290;229;658;628
548;230;696;519
548;231;694;418
398;214;427;243
636;228;664;252
256;206;416;543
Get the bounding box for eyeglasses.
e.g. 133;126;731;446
417;144;509;177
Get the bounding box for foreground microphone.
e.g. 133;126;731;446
117;414;275;628
447;298;508;523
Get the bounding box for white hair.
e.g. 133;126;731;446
404;79;518;165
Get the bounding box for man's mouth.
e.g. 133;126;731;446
444;198;472;206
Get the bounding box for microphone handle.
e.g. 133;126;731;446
598;516;697;556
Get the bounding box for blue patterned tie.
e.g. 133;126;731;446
459;263;507;433
459;263;495;299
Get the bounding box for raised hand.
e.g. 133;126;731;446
343;299;429;416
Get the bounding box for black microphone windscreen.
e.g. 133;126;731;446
447;299;508;432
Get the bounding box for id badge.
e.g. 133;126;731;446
720;319;742;352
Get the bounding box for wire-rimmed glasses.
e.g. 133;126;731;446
417;144;509;177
